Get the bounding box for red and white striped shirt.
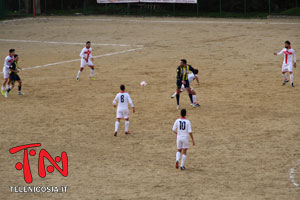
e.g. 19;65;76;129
80;47;93;61
276;48;296;65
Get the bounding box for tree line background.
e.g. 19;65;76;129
2;0;299;16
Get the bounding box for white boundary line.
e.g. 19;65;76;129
0;17;112;24
126;19;300;25
0;47;143;74
290;160;300;187
0;39;132;47
2;17;300;25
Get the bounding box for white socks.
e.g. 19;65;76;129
77;70;81;78
115;121;119;132
176;152;181;162
192;95;197;104
1;86;4;91
282;73;287;80
181;154;186;167
115;121;130;133
90;69;94;77
290;74;294;83
125;121;129;132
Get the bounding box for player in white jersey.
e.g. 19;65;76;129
274;41;296;87
171;69;200;107
76;41;95;81
172;109;195;170
113;84;135;136
2;49;15;96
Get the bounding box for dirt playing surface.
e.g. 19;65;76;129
0;16;300;200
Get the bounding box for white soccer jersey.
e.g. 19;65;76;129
113;92;134;110
3;55;14;69
3;55;14;78
277;48;296;65
172;118;192;137
188;73;196;84
80;47;93;61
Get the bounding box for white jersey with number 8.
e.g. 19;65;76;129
113;92;134;119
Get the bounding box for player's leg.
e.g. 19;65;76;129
176;149;182;169
190;88;200;107
124;118;130;135
6;78;12;94
114;118;121;136
88;61;95;80
76;59;86;80
180;149;187;170
2;72;8;96
289;72;294;87
176;80;181;109
2;78;8;97
171;85;184;99
186;87;194;105
17;79;23;95
288;64;294;87
282;64;289;85
124;109;130;134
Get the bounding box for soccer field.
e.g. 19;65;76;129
0;16;300;200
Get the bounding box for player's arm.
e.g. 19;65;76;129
188;121;195;145
128;94;135;113
172;121;177;135
189;65;196;74
80;48;85;58
90;48;94;61
189;133;195;146
195;75;200;85
176;66;181;81
112;94;118;108
274;48;284;55
4;58;10;69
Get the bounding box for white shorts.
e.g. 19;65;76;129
177;136;189;149
80;59;94;68
3;67;9;79
282;63;293;72
116;108;129;119
181;84;193;92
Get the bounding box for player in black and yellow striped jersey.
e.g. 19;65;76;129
176;59;199;109
5;54;23;97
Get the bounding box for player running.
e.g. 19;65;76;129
274;41;296;87
172;109;195;170
2;49;15;96
5;54;23;98
113;84;135;136
171;69;200;107
175;59;199;109
76;41;95;81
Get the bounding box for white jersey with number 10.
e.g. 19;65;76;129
172;118;192;138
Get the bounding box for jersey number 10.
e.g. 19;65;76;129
179;121;186;130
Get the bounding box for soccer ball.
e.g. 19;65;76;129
140;81;147;87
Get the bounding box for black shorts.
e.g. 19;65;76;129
177;80;190;89
10;73;21;82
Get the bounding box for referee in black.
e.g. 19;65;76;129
176;59;198;109
6;54;23;96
